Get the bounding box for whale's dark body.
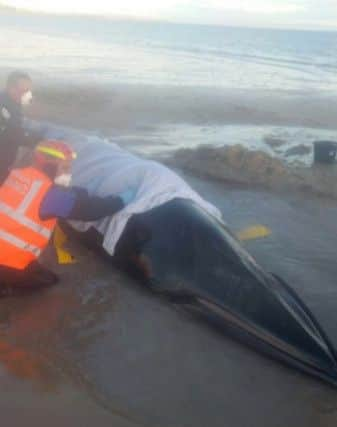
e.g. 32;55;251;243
70;198;337;387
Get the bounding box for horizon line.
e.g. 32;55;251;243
1;3;337;33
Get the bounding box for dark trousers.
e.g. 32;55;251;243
0;261;59;297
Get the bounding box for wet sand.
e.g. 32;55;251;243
25;84;337;203
1;173;337;427
26;84;337;134
3;79;337;425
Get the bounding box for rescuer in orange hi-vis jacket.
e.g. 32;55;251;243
0;139;132;296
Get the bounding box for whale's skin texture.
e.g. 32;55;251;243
67;198;337;387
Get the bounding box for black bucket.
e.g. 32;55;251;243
313;141;337;164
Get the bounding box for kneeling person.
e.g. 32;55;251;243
0;140;126;295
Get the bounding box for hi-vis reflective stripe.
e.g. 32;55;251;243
0;229;41;257
36;146;77;160
36;146;66;160
17;180;43;214
0;201;52;239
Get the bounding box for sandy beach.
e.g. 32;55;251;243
1;10;337;426
0;169;337;427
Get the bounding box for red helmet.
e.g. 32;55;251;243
34;140;77;168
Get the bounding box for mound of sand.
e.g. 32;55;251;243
170;144;337;199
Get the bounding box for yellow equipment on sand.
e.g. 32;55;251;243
53;226;76;264
237;225;272;242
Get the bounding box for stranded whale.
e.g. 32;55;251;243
35;123;337;386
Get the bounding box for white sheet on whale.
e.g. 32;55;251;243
27;121;223;255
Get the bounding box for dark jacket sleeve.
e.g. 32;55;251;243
68;188;125;221
39;186;125;221
0;93;34;182
0;93;41;147
0;92;22;131
0;127;24;184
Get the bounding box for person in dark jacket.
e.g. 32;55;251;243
0;71;34;183
0;139;131;296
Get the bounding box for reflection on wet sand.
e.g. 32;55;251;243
0;289;78;390
0;246;147;427
0;177;337;427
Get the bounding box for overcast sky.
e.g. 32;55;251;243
3;0;337;29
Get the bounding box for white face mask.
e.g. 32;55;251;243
54;173;72;187
21;90;33;106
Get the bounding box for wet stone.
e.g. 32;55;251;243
285;145;312;157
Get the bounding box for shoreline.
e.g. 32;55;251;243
24;83;337;132
15;80;337;202
25;96;337;202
